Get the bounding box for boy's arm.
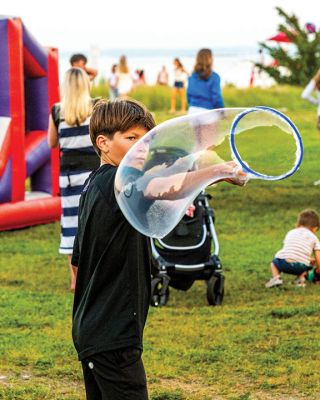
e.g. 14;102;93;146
84;66;98;81
143;161;246;200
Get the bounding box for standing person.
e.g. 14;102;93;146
301;69;320;134
117;55;133;98
47;67;100;292
70;53;98;81
71;99;246;399
187;48;224;114
265;209;320;288
157;65;169;85
108;64;118;100
170;58;188;114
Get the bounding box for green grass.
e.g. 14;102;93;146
1;85;320;399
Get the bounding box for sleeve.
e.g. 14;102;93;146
211;74;224;108
51;104;61;130
313;236;320;251
301;80;318;105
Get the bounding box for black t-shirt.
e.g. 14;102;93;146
72;164;151;361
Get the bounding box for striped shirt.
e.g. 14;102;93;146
58;118;95;154
275;227;320;265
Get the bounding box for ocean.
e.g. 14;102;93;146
58;46;274;88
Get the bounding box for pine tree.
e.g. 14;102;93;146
255;7;320;85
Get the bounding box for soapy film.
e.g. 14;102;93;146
115;107;303;238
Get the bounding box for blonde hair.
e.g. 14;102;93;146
314;69;320;90
119;55;129;73
60;67;92;126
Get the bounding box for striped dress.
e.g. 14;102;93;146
56;112;99;255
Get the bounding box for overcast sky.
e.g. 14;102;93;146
1;0;319;51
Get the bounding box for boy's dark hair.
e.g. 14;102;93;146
70;53;87;65
297;209;320;228
90;99;156;156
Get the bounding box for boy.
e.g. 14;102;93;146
70;53;98;81
266;209;320;288
72;99;246;399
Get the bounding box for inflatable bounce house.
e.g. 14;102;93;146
0;16;61;231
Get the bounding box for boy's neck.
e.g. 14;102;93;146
100;153;119;167
297;224;318;234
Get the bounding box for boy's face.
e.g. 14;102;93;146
72;59;86;68
99;126;148;167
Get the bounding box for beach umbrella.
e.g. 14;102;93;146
267;32;292;43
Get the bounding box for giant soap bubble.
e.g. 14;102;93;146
115;106;303;238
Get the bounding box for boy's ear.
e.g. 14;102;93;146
96;135;110;154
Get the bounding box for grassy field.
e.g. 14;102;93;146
1;85;320;399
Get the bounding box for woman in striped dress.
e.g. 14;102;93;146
48;67;100;291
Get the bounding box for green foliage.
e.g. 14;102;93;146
90;84;172;112
256;7;320;85
1;85;320;398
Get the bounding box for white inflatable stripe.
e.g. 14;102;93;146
0;117;11;151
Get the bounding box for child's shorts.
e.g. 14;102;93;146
272;258;312;275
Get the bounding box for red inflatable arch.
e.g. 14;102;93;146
0;16;61;231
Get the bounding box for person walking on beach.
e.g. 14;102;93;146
47;67;100;291
187;48;224;114
157;65;169;85
117;55;133;98
108;64;119;101
301;69;320;135
170;58;188;114
70;53;98;81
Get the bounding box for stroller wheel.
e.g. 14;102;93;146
150;277;170;307
206;275;224;306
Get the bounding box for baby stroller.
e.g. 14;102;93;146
144;146;225;307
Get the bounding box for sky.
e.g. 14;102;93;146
1;0;319;52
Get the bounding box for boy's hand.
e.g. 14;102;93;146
221;161;248;186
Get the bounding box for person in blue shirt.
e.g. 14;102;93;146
187;48;224;114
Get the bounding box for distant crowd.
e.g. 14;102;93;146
69;49;224;115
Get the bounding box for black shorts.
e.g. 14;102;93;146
81;347;148;400
174;81;184;88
